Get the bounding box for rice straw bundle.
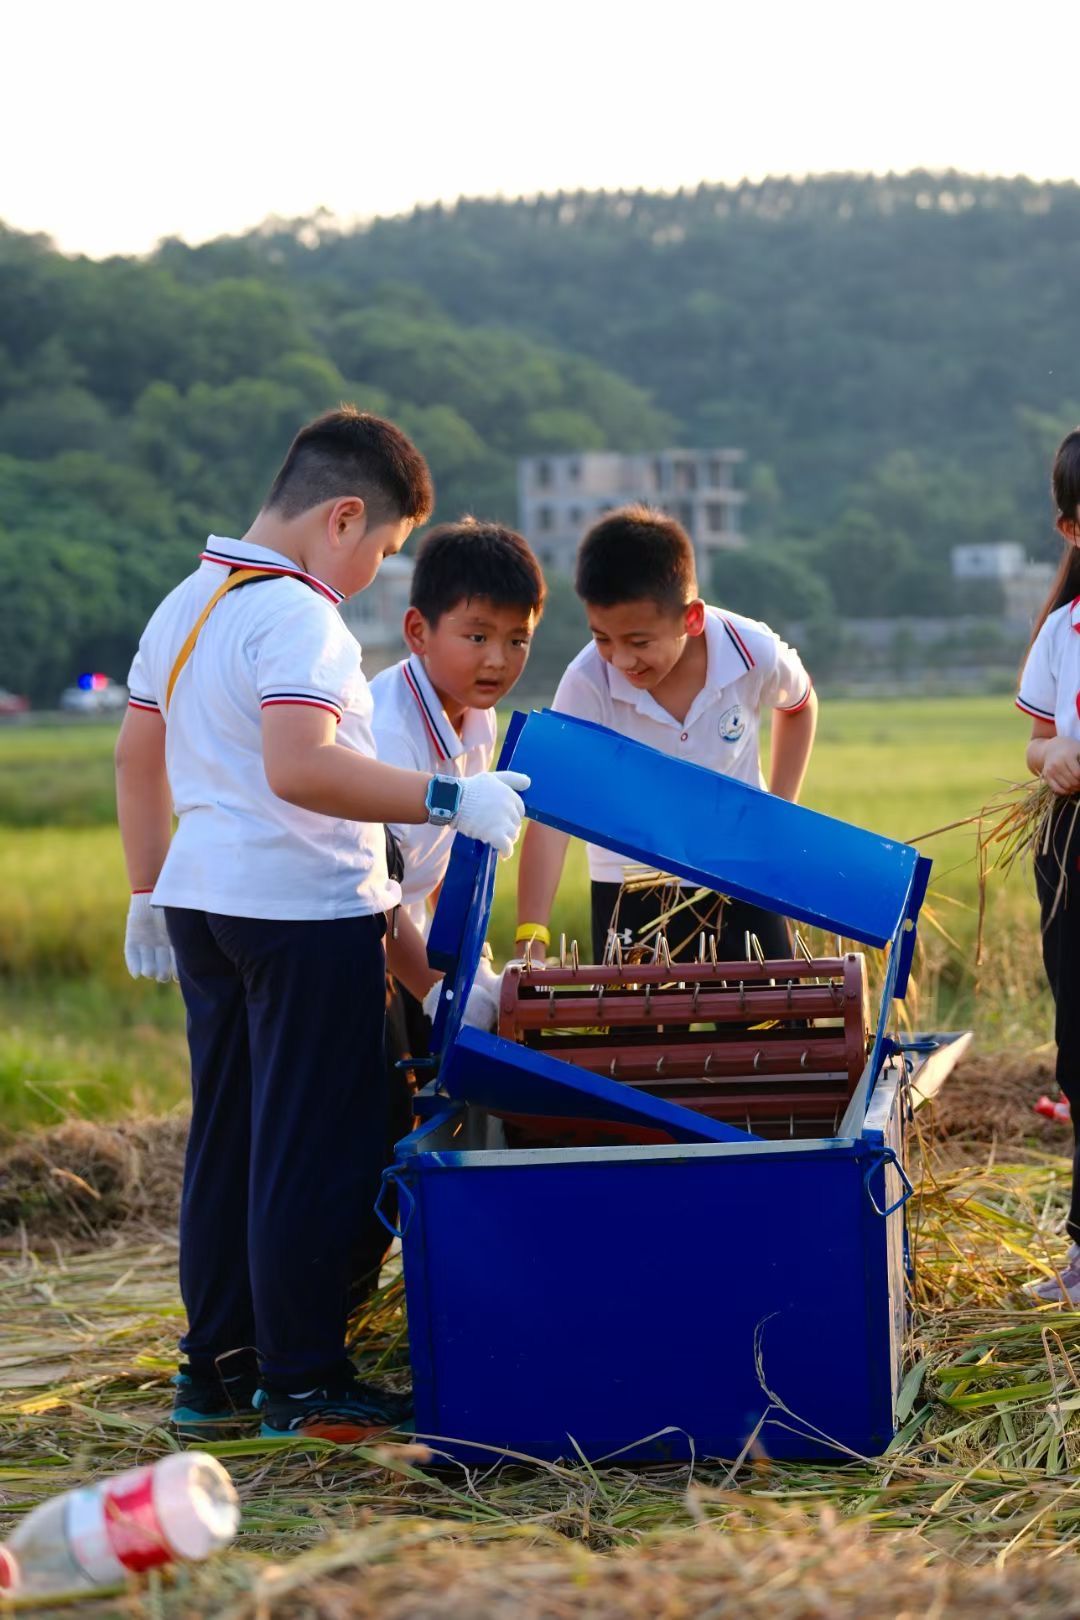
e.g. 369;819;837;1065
914;778;1080;965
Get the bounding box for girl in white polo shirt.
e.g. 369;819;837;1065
517;504;818;963
116;409;529;1441
1019;429;1080;1303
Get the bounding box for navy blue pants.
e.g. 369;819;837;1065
1035;810;1080;1243
165;908;388;1389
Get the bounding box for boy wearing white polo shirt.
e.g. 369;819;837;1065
345;522;545;1298
516;504;818;962
372;520;546;936
115;409;529;1443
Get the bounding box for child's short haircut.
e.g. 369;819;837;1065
266;406;434;525
575;504;698;614
411;518;546;625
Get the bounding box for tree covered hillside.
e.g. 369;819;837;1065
2;172;1079;699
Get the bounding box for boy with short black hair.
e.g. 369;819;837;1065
116;408;530;1442
347;522;545;1294
516;504;817;962
372;518;546;936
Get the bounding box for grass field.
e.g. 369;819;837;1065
1;702;1077;1615
0;697;1050;1135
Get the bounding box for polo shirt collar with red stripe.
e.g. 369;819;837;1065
200;535;344;606
606;606;755;726
402;653;487;764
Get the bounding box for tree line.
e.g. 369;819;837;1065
1;171;1077;700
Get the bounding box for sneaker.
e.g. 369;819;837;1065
255;1373;412;1442
1024;1243;1080;1303
170;1363;259;1440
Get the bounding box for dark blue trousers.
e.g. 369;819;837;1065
165;908;388;1389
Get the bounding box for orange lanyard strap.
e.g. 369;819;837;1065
164;569;277;714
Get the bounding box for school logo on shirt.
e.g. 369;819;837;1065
718;704;745;743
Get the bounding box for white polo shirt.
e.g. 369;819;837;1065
126;535;400;921
553;604;812;883
1018;600;1080;742
370;654;497;932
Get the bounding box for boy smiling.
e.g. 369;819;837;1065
516;504;817;962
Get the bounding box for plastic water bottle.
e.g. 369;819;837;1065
1034;1094;1071;1125
0;1452;239;1598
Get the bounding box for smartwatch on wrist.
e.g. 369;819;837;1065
425;773;464;825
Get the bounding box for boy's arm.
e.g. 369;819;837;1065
385;907;441;1002
115;707;177;982
386;906;501;1031
264;707;431;821
262;707;526;854
515;820;571;960
115;707;172;889
768;688;819;803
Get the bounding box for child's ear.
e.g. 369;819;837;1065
684;599;706;636
328;496;366;546
403;606;429;654
1056;514;1080;546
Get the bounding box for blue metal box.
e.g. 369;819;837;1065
385;710;942;1464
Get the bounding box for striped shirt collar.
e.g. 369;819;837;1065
606;605;755;716
402;654;487;763
200;535;344;606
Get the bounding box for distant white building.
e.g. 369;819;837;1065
518;449;746;575
339;554;411;672
951;542;1054;625
951;543;1028;581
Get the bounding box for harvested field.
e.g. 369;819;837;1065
0;1115;188;1241
4;1062;1080;1616
1;1048;1064;1246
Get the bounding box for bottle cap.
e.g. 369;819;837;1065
152;1453;239;1561
0;1546;19;1591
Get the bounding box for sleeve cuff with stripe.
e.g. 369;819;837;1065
127;694;161;714
1016;694;1055;722
260;688;344;723
776;677;814;714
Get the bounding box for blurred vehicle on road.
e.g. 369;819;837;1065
0;689;30;718
58;674;127;714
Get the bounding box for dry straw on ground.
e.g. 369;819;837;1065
5;1070;1080;1616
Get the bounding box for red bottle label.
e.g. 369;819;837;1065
102;1470;172;1573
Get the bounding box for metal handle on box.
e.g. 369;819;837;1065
863;1147;914;1219
374;1166;416;1239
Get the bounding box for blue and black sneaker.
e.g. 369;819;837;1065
170;1362;260;1441
255;1372;412;1442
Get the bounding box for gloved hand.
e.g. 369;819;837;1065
124;893;177;983
421;955;503;1032
453;771;531;859
463;954;503;1030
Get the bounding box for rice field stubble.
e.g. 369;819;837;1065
0;699;1078;1614
4;1107;1080;1616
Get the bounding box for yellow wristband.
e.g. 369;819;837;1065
515;922;551;947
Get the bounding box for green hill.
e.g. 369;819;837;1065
2;172;1077;699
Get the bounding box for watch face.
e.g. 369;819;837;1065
429;777;460;814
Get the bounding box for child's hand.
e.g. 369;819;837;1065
124;894;177;982
1041;736;1080;796
454;770;531;858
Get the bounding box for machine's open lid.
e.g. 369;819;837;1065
425;708;930;1134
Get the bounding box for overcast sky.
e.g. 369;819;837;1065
4;0;1076;258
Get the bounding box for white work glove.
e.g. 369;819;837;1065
453;770;531;859
124;893;177;983
462;954;503;1030
422;955;503;1032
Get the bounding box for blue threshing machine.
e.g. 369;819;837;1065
379;709;967;1465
